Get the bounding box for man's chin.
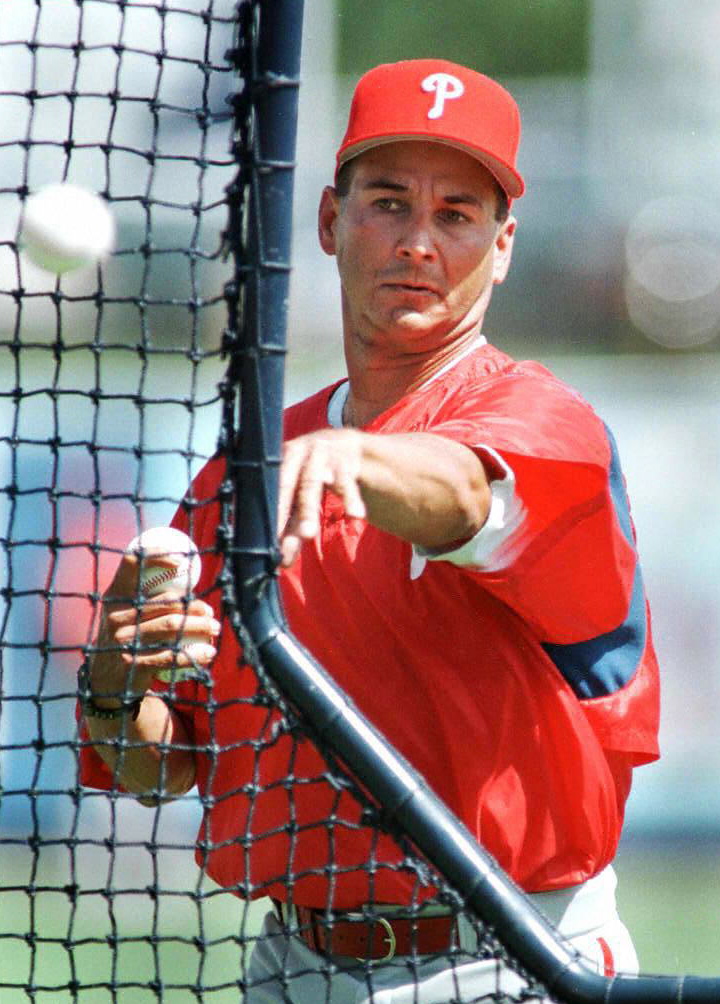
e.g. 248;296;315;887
387;306;441;331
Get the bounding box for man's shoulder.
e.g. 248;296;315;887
441;343;603;435
450;342;582;398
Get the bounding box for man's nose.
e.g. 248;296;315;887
395;215;438;264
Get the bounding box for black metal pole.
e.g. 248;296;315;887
231;0;303;642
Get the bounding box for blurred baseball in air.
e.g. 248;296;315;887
19;182;116;274
624;196;720;349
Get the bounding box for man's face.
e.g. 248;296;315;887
319;141;515;353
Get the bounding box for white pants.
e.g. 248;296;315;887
243;866;638;1004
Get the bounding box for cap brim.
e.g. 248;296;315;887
337;135;525;199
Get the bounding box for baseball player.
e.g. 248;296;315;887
78;60;660;1003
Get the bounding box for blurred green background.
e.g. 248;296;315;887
2;0;720;995
335;0;591;79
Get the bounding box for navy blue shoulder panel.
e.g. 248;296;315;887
541;425;646;700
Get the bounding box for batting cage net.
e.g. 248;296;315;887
1;3;718;1004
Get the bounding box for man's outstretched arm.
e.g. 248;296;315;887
279;429;491;566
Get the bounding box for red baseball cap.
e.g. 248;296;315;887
336;59;524;200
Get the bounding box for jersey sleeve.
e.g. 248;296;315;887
423;367;638;646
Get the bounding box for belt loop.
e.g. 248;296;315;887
308;907;324;955
456;911;479;954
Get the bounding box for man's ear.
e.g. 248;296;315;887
492;215;516;285
318;186;340;256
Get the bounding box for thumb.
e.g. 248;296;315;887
103;548;142;605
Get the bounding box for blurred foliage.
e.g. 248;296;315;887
335;0;590;79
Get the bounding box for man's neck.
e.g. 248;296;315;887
341;328;486;428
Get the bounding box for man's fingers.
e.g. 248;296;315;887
104;597;215;630
102;547;144;604
278;440;304;537
98;596;219;677
278;439;327;567
331;459;367;520
121;641;218;670
115;608;220;645
293;444;334;536
280;439;330;532
278;431;367;566
280;532;301;568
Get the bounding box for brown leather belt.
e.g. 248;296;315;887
272;900;457;961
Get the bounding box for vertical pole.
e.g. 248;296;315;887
229;0;304;640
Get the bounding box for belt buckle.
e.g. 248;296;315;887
356;915;397;963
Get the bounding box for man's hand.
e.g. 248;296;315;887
88;547;220;704
279;429;368;566
278;428;491;566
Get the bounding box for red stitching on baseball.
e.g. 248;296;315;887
143;567;183;594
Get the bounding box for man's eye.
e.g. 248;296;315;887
375;197;403;211
439;208;469;224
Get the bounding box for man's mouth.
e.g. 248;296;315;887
383;280;440;296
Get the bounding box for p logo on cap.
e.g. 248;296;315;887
335;59;525;201
421;73;465;120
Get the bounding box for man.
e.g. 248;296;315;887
79;60;660;1002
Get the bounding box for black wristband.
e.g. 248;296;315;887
77;660;143;721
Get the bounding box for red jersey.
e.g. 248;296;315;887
80;343;659;907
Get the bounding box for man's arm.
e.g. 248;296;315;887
83;692;196;806
279;429;491;566
81;551;220;804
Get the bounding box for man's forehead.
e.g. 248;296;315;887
349;141;500;195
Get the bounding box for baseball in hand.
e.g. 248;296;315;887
126;527;210;681
19;183;116;274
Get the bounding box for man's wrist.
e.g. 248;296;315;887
77;660;143;721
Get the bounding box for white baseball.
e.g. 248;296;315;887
19;183;116;274
127;526;201;598
126;527;210;681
